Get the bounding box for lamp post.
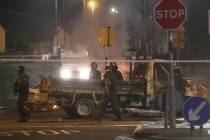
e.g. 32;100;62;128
83;0;86;16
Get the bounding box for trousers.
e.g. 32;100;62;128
99;93;121;119
17;97;29;120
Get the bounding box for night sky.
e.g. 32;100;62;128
0;0;210;58
0;0;82;40
0;0;55;38
187;0;210;58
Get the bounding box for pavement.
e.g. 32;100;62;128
132;127;210;140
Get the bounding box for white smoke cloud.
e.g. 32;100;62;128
64;0;166;59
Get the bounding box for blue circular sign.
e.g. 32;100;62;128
183;96;210;126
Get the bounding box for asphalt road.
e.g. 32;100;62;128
3;109;207;140
0;126;134;140
0;110;143;140
0;106;210;140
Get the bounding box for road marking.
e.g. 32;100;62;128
60;130;71;134
37;130;60;135
115;135;135;140
0;130;80;137
0;132;13;137
13;131;32;136
0;124;137;128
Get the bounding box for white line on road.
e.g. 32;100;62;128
60;130;71;134
12;131;32;136
37;130;60;135
0;130;81;137
0;124;137;128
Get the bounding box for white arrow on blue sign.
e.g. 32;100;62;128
183;96;210;126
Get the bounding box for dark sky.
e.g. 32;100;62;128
0;0;82;40
0;0;54;38
187;0;210;57
1;0;210;58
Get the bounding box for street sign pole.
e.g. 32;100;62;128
164;31;170;129
105;25;108;62
169;48;176;128
154;0;187;129
105;25;111;62
164;31;176;129
98;25;116;63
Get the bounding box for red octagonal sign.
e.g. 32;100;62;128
154;0;187;30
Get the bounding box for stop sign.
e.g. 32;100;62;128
154;0;187;30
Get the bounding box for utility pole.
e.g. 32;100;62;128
143;0;147;58
53;0;59;58
53;0;65;58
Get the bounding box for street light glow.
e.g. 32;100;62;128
110;7;119;15
88;1;97;16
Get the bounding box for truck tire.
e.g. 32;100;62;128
75;99;95;118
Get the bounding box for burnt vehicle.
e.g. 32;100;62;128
47;75;147;118
27;58;210;117
27;76;58;112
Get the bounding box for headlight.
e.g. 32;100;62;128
60;68;72;79
42;54;49;60
79;68;90;79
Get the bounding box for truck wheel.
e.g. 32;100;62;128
75;99;95;118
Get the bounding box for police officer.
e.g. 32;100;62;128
174;67;187;96
97;63;122;121
112;62;124;81
89;62;101;80
14;66;30;122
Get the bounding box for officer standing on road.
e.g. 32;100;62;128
112;62;124;81
89;62;101;80
97;63;122;121
14;66;30;122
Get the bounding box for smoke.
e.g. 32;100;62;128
63;0;145;59
61;0;167;59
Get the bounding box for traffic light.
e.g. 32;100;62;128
170;25;186;49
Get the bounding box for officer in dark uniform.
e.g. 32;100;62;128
97;63;122;121
174;67;187;96
139;75;147;109
89;62;101;80
14;66;30;122
112;62;124;81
